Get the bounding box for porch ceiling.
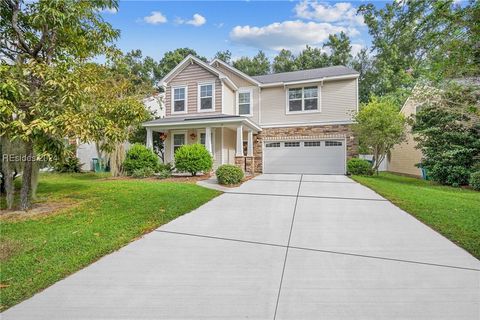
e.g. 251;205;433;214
142;114;261;133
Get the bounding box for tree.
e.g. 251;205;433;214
354;96;406;173
232;50;270;76
323;31;352;66
0;0;148;210
214;50;232;64
157;48;206;79
358;0;478;105
350;48;375;103
412;82;480;186
294;45;329;70
272;49;297;73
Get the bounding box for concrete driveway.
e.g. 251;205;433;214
3;174;479;319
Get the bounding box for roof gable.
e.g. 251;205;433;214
160;55;222;86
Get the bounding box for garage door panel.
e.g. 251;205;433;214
264;140;345;174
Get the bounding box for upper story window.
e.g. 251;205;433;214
172;86;187;114
238;89;252;116
287;86;319;113
198;83;214;112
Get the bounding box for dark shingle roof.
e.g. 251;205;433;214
252;66;358;84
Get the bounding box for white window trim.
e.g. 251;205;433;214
170;130;187;161
171;85;188;115
197;82;215;113
237;88;253;117
285;85;321;115
196;128;215;154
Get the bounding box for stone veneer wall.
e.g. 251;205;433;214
252;124;358;173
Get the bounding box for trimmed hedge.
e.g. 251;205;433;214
174;143;213;176
123;144;159;175
347;158;373;175
216;164;244;185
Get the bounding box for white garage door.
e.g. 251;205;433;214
264;140;346;174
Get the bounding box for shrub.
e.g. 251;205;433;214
216;164;244;185
469;171;480;191
156;169;172;179
429;164;470;187
157;162;174;173
347;158;373;175
174;144;213;176
123;144;159;175
131;167;155;179
53;150;83;173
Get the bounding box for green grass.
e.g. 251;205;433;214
0;173;220;310
352;172;480;259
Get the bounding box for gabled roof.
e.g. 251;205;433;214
210;58;261;86
252;66;359;84
158;55;238;90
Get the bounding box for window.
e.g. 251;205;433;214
284;141;300;147
200;133;206;145
288;86;319;113
173;133;186;154
198;83;214;111
238;90;252;115
325;140;342;147
304;141;321;147
265;142;280;148
172;87;186;113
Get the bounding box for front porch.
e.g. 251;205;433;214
143;115;262;173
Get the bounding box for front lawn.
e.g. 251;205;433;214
352;172;480;259
0;173;220;310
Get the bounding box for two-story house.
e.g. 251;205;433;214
143;55;359;174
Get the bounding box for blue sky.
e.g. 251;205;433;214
101;1;384;61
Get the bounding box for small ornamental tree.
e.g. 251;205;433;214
174;144;213;176
354;96;406;173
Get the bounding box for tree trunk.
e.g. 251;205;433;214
1;137;15;209
20;141;34;210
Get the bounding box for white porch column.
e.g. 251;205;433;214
146;128;153;150
236;125;243;156
205;126;212;154
247;129;254;156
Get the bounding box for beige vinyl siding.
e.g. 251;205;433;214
215;64;260;122
165;63;222;117
215;64;254;87
388;97;423;177
260;78;357;125
222;84;236;115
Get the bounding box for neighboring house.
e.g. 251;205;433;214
77;93;165;171
143;55;359;174
387;96;423;177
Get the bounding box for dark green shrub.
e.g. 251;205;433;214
429;164;470;187
123;144;159;175
216;164;244;185
131;167;155;178
347;158;373;175
469;171;480;191
53;152;83;173
174;144;213;176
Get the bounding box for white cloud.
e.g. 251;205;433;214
294;1;364;26
351;43;364;56
176;14;207;27
144;11;167;25
101;7;118;14
230;20;359;52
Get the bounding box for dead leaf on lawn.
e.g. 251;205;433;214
0;284;10;289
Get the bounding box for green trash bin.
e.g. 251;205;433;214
92;158;107;172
